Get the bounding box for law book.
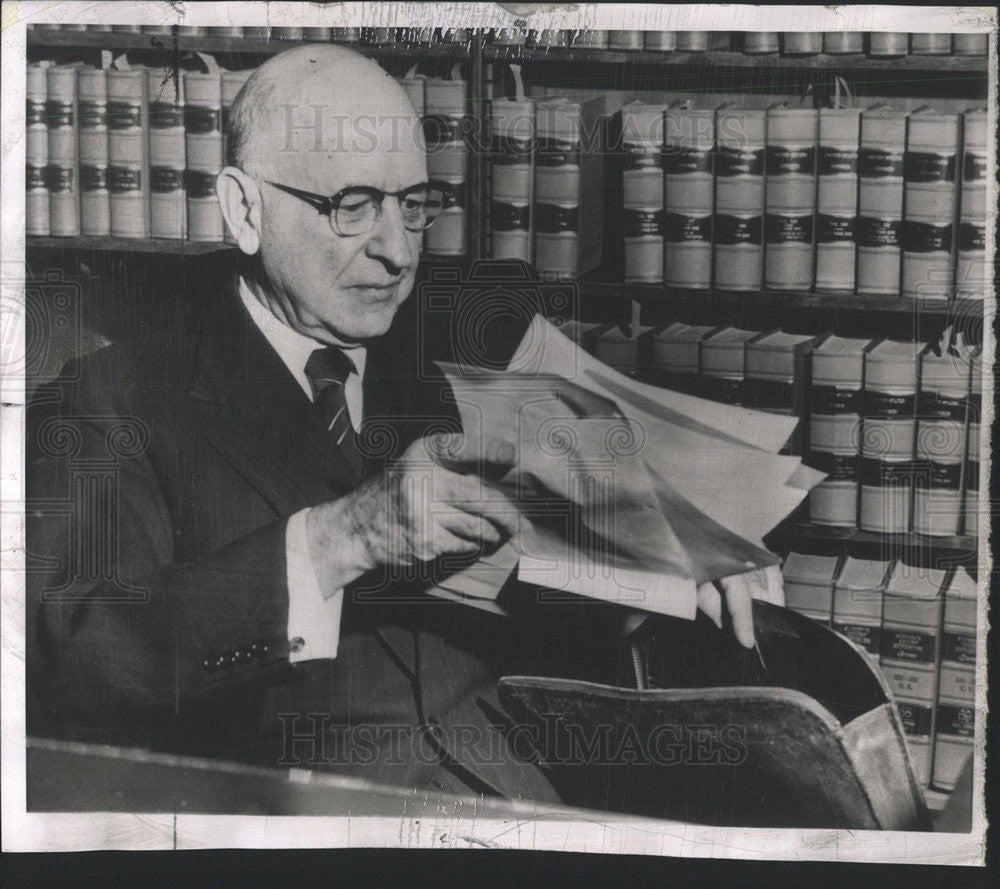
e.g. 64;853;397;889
664;106;714;289
856;105;907;296
957;108;987;299
781;552;840;624
621;101;666;283
880;561;947;788
931;568;977;791
743;32;779;53
607;30;643;50
593;324;653;374
902;109;960;302
650;322;718;394
963;348;981;537
745;330;817;454
303;27;332;40
869;33;909;57
77;67;111;237
910;33;952;55
26;62;51;236
675;32;709;52
832;557;890;666
913;345;971;536
783;32;823;55
807;335;874;526
824;32;864;54
533;97;605;279
572;30;609;48
765;106;818;291
815;108;861;291
46;64;81;236
184;72;224;242
859;340;920;533
714;108;766;291
644;31;676;51
489;97;534;263
106;68;150;238
146;67;185;239
699;326;762;405
220;69;253;244
424;76;469;256
953;33;988;55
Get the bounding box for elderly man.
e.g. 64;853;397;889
26;45;758;804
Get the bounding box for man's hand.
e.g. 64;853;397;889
306;434;519;591
696;566;785;648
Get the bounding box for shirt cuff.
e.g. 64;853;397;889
286;507;344;662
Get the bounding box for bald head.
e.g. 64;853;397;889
227;44;424;188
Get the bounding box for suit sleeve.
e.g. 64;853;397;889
25;359;301;747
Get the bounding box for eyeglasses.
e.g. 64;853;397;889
262;179;450;236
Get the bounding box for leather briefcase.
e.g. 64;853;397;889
497;599;932;830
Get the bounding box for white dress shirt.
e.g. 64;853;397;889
239;278;366;662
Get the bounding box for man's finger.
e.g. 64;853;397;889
718;575;756;648
696;581;723;629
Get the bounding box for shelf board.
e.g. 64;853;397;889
782;522;977;556
26;236;237;256
578;281;984;320
26;30;471;59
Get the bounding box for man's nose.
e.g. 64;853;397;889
365;198;417;271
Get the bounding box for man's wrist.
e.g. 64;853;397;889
306;495;377;593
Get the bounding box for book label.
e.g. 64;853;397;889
904;151;956;183
424;115;464;146
664;213;710;242
942;631;977;665
536;137;580;168
184;106;221;135
440;182;466;209
818;146;858;175
857;217;902;248
150;103;184;129
714;214;762;245
45;101;73;129
491;135;531;166
860;458;913;486
766;145;815;175
914;461;962;490
490;201;529;231
108;101;141;129
26;164;47;190
816;215;855;243
701;376;744;404
45;166;74;192
624;147;663;171
78;101;107;129
936;703;974;737
624;209;664;238
881;629;936;663
859;148;904;179
108;166;141;193
151;167;185;193
715;146;764;177
902;220;953;253
963;152;987;182
959;222;986;252
832;621;879;654
535;203;579;233
79;166;108;191
895;701;933;737
766;213;813;244
808;450;858;481
864;391;915;416
26;99;46;127
918;391;966;421
745;378;794;413
663;147;712;175
812;386;860;414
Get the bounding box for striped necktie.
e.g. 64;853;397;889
305;346;363;477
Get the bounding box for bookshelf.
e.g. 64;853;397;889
24;26;990;557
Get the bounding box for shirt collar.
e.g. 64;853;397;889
238;276;367;382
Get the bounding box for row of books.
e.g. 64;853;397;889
781;555;978;796
558;319;982;537
28;24;990;57
488;99;988;298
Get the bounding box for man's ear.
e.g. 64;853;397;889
216;167;263;255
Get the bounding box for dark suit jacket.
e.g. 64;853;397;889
26;272;616;801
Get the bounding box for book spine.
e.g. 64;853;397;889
880;584;944;788
932;607;976;790
26;63;50;236
832;584;883;666
46;66;80;236
963;360;981;537
664;111;713;289
815;111;860;291
489;101;534;263
809;380;863;527
913;377;967;536
424;85;469;257
782;576;834;624
78;69;111;236
765;110;817;291
148;73;186;239
184;73;224;242
857;113;906;295
714;111;765;291
902;116;959;301
911;33;952;55
859;378;916;534
534;106;583;278
622;117;664;283
824;32;864;54
869;33;909;57
957;112;987;299
107;69;150;238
